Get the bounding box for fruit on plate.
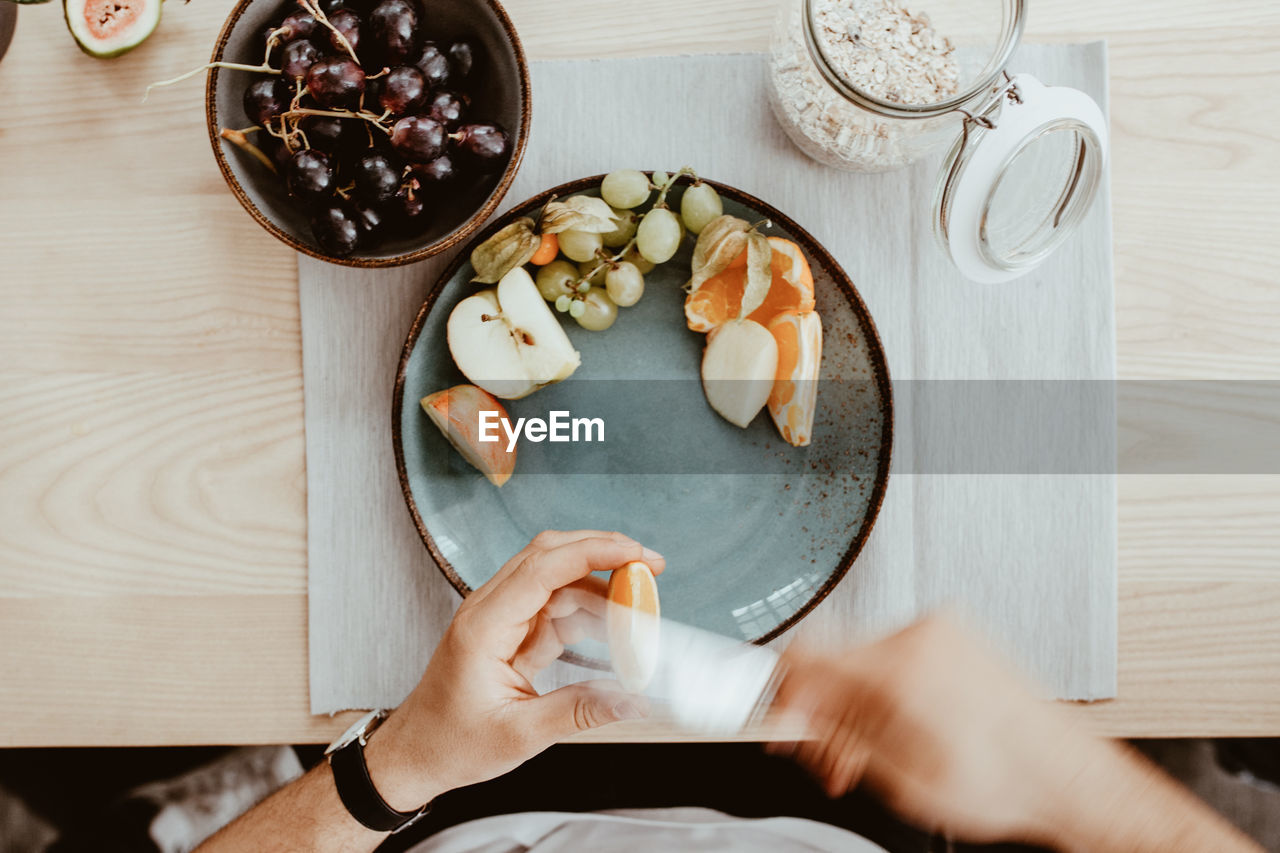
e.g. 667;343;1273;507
680;181;723;235
606;561;661;693
701;318;779;428
421;385;516;486
447;266;581;399
767;311;823;447
65;0;161;58
685;235;816;333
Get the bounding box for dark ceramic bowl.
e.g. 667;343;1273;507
206;0;529;267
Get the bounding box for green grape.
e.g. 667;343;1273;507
577;260;609;286
568;299;586;319
576;281;592;294
680;182;723;235
600;169;651;209
601;208;639;248
555;294;572;313
574;288;618;331
622;244;656;274
651;170;670;190
558;229;603;263
636;207;682;264
605;261;644;307
536;259;580;301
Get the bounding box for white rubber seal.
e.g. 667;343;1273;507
945;75;1108;284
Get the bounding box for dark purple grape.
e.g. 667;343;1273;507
390;114;444;163
353;203;386;246
352;152;401;205
412;42;450;89
260;135;294;173
414;154;457;185
281;39;320;80
378;66;426;116
425;90;466;128
305;57;365;109
368;0;420;65
392;179;430;231
327;8;361;54
318;0;347;15
311;205;362;257
285;149;336;202
277;11;316;42
363;74;384;110
243;78;291;127
447;40;474;79
257;23;284;63
299;116;358;156
451;122;509;172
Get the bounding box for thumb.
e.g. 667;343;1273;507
526;680;649;742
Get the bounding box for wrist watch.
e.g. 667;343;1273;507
325;709;432;833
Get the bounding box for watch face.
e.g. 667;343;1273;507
326;709;385;754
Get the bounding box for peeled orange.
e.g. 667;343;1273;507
767;311;823;447
606;561;661;693
684;236;815;332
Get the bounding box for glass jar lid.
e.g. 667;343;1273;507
933;74;1108;283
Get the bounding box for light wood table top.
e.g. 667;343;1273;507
2;0;1279;746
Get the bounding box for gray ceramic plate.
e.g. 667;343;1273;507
394;176;892;650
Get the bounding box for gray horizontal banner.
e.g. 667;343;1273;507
415;381;1280;476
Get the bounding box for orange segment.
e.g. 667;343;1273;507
767;311;823;447
606;561;660;692
683;237;816;332
685;264;746;333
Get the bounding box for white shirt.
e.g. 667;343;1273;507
407;807;888;853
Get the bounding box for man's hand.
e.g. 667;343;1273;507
773;614;1261;852
197;530;660;852
364;529;663;812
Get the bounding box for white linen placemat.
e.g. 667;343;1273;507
303;44;1116;713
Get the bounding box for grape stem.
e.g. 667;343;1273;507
142;62;281;103
651;166;698;209
567;237;638;302
219;128;277;173
296;0;359;64
280;107;393;134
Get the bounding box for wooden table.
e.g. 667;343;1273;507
2;0;1279;747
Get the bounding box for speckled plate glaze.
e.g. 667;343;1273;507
394;176;892;649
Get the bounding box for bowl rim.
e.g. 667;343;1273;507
204;0;531;268
391;174;896;648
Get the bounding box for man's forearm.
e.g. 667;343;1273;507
1041;741;1261;853
195;760;389;853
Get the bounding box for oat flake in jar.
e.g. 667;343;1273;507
767;0;1109;282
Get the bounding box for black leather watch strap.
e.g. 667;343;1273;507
328;736;430;833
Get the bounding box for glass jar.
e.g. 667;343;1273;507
766;0;1108;283
767;0;1026;172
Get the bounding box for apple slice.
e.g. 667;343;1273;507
767;310;823;447
700;318;779;428
421;384;517;487
447;266;581;400
607;561;661;693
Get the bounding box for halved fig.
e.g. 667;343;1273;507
65;0;161;59
421;384;517;487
